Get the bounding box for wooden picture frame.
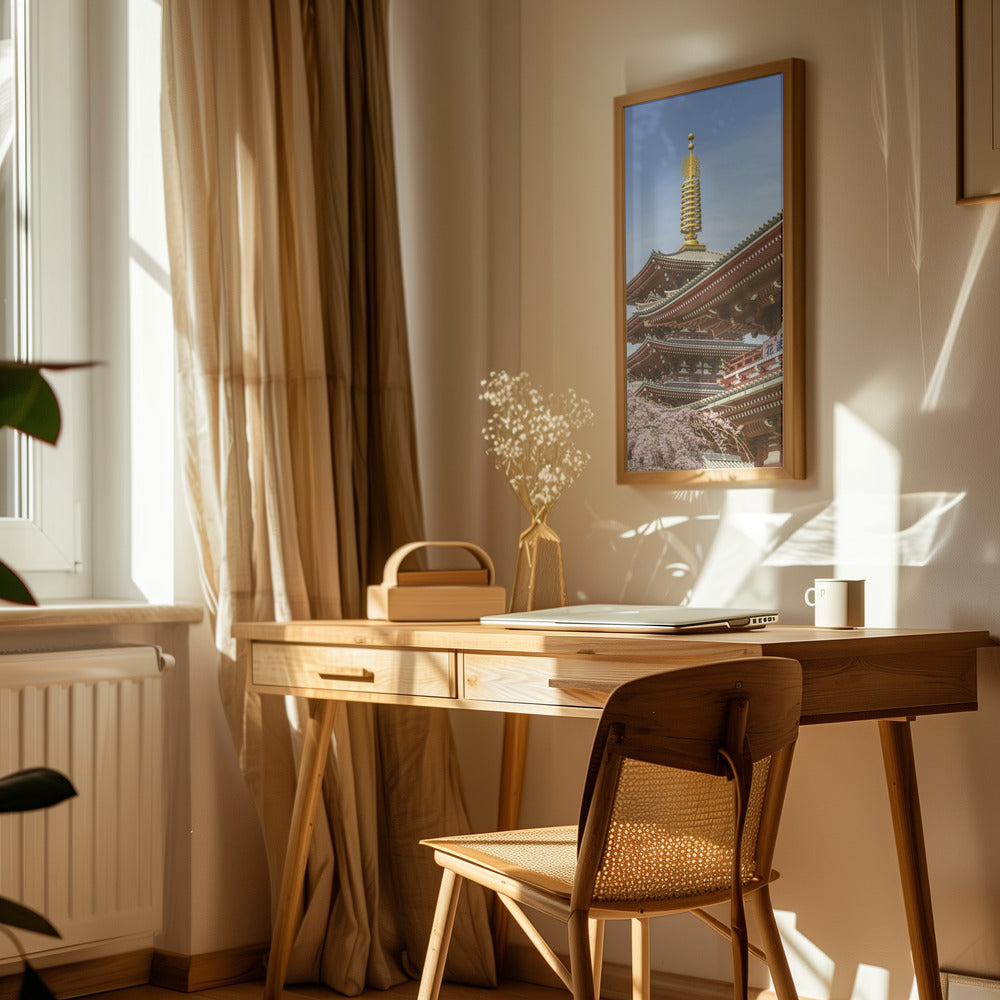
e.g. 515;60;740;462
956;0;1000;203
615;58;805;485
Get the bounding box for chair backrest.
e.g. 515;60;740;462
572;656;802;910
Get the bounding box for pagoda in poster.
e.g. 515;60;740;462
625;134;784;467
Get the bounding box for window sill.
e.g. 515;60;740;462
0;600;204;630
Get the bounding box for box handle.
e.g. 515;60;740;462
380;541;496;586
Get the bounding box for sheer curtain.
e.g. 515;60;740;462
160;0;495;993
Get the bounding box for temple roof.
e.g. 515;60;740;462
626;213;783;343
627;335;749;368
688;369;783;417
666;248;725;265
625;248;724;304
633;214;781;317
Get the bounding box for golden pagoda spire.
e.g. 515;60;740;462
679;132;706;251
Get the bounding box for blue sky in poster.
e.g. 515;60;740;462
623;73;783;280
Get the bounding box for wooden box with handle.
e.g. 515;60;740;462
366;541;507;621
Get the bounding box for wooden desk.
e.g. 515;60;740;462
233;620;991;1000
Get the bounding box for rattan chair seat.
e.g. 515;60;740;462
422;825;578;896
423;810;772;907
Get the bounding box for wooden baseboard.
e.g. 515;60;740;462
0;949;153;1000
150;943;268;993
0;943;269;998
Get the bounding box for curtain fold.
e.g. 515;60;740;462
160;0;495;993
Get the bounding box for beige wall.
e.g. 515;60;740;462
391;1;1000;998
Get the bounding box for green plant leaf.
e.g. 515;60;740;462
0;768;76;813
0;898;60;938
19;961;58;1000
0;361;98;444
0;560;36;606
0;365;61;444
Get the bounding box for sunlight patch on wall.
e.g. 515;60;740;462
128;0;174;602
615;490;963;609
922;204;999;412
774;909;835;1000
851;964;891;1000
619;515;690;538
608;513;703;600
772;911;895;1000
763;492;964;569
687;489;784;606
833;404;900;626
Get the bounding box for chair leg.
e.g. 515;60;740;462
589;918;605;998
631;918;650;1000
732;914;749;1000
568;910;597;1000
418;867;464;1000
749;886;798;1000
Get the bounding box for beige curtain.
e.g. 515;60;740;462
160;0;495;993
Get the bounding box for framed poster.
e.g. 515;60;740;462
956;0;1000;203
615;58;805;485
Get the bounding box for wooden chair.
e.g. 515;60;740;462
416;657;803;1000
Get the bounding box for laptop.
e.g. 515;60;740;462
481;603;779;634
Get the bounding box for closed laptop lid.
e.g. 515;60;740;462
481;603;778;634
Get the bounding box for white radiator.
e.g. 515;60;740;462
0;646;168;959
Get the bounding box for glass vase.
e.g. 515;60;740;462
509;518;567;611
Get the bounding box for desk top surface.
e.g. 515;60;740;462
233;619;993;660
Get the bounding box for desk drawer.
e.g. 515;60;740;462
463;654;657;710
253;643;456;698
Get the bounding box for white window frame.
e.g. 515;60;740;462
0;0;91;600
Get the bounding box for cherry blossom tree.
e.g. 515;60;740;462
626;385;748;471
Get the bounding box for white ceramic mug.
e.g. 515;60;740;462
804;578;865;628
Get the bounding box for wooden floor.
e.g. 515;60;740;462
99;980;564;1000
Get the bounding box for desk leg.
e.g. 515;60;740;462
264;699;337;1000
491;713;530;968
878;719;944;1000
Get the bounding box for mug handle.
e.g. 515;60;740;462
804;586;816;607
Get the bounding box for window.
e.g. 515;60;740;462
0;0;91;600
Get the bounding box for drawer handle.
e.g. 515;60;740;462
547;677;618;694
317;668;375;683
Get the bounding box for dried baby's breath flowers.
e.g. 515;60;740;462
479;370;593;522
